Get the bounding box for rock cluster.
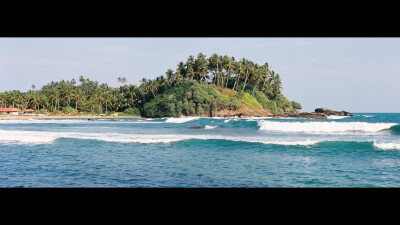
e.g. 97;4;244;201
271;108;355;119
314;108;355;116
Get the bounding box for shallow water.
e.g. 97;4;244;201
1;113;400;187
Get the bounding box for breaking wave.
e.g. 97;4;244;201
204;125;218;129
258;121;398;133
0;129;319;146
373;142;400;150
388;125;400;135
164;117;200;123
327;115;348;120
2;128;400;151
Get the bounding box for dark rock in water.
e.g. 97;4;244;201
110;119;117;121
315;108;355;116
272;112;328;119
189;126;203;129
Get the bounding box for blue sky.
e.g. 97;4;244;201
0;37;399;112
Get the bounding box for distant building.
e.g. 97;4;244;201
0;108;23;115
25;109;36;114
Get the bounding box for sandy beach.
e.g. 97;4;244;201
0;115;142;120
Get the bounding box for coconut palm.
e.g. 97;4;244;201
166;69;175;86
222;56;233;88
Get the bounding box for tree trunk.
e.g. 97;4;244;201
242;69;249;91
233;74;240;91
252;78;261;95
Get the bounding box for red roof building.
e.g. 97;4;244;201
0;108;23;113
25;109;36;113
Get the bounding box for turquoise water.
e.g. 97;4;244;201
1;113;400;187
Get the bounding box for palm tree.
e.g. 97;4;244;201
208;54;220;85
79;75;86;84
222;56;233;88
175;69;183;84
0;92;7;108
147;80;158;98
166;69;175;86
177;61;186;79
272;73;282;98
118;77;128;84
251;64;263;95
186;66;195;81
241;59;253;91
74;89;83;111
103;92;113;114
232;61;242;91
95;94;104;114
140;78;147;87
195;52;208;82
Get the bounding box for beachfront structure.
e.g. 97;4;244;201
0;108;23;115
25;109;36;114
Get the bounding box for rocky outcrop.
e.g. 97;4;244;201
272;111;328;119
213;108;272;118
314;108;355;116
272;108;355;119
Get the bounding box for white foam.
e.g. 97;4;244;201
0;119;90;124
164;117;200;123
373;142;400;150
258;121;398;133
0;130;61;144
327;115;348;120
0;128;321;146
0;119;165;124
253;139;320;146
204;125;218;129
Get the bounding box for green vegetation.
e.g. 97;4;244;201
0;53;301;117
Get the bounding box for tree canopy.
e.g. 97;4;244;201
0;53;301;117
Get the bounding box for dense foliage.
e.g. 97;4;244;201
0;53;301;116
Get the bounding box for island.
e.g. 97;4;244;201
0;53;353;119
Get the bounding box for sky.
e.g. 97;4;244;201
0;37;399;113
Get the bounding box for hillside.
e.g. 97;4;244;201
212;85;270;117
141;82;299;118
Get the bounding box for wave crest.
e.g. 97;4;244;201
258;121;398;133
164;117;200;123
373;142;400;150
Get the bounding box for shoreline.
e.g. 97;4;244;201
0;115;142;120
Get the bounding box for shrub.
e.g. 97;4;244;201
123;107;141;116
291;101;302;111
61;106;78;114
265;100;283;114
229;97;241;110
233;91;263;109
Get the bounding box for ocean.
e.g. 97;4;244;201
1;113;400;187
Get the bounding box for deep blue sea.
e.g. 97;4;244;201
1;113;400;187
